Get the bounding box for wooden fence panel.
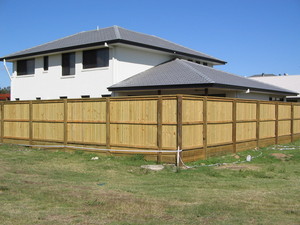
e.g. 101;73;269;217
207;100;232;122
294;120;300;134
278;121;291;136
110;124;157;148
67;123;106;145
182;99;203;122
4;103;29;120
260;103;275;120
4;122;29;139
236;122;256;141
207;124;232;145
33;122;64;142
33;102;64;121
236;102;256;121
110;99;157;123
260;121;275;138
68;101;106;122
278;105;291;119
294;106;300;119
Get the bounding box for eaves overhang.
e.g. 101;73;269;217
108;83;298;96
0;39;226;65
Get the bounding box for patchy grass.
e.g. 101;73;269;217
0;142;300;225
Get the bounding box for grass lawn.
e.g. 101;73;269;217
0;142;300;225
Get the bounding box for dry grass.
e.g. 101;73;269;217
0;142;300;224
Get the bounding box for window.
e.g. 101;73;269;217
83;48;109;69
17;59;35;75
60;96;68;99
36;97;41;100
81;95;90;98
15;98;20;101
43;56;49;71
62;53;75;76
203;62;208;66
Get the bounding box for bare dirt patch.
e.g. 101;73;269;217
270;153;293;161
215;164;260;171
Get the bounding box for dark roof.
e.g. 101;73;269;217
108;59;297;96
0;26;225;64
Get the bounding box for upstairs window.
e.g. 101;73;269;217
17;59;35;75
83;48;109;69
43;56;49;71
62;52;75;76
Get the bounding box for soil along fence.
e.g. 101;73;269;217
1;95;300;163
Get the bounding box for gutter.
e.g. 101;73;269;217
108;83;297;96
0;40;227;65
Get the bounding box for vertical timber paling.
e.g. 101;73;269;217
203;97;208;159
0;102;4;143
232;100;237;153
177;95;183;165
29;101;33;145
275;102;279;144
63;99;68;147
291;103;294;142
106;98;111;150
157;96;163;163
256;101;260;148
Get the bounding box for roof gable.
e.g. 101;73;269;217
108;59;297;96
1;26;225;64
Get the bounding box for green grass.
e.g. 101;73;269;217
0;142;300;225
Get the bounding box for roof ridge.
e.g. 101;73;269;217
178;59;215;83
113;25;121;39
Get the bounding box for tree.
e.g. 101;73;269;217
0;86;10;94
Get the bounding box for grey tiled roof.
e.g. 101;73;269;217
1;26;225;64
108;59;297;95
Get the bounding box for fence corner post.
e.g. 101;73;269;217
203;97;208;159
157;96;163;163
232;99;237;153
177;95;183;166
29;101;33;145
106;97;111;151
0;102;4;143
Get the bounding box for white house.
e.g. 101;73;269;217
0;26;297;101
250;74;300;102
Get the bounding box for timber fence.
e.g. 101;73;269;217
1;95;300;163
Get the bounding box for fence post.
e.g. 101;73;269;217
29;101;33;145
275;102;279;144
256;101;260;148
63;99;68;147
291;103;294;142
157;96;163;163
177;95;183;165
106;98;111;150
203;97;208;159
232;100;237;153
1;102;4;143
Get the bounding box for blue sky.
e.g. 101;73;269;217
0;0;299;88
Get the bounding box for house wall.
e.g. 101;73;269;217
113;46;173;83
250;75;300;102
10;46;172;101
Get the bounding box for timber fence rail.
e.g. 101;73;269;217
1;95;300;163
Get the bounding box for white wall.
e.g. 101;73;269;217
10;45;172;100
250;75;300;97
113;46;172;83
